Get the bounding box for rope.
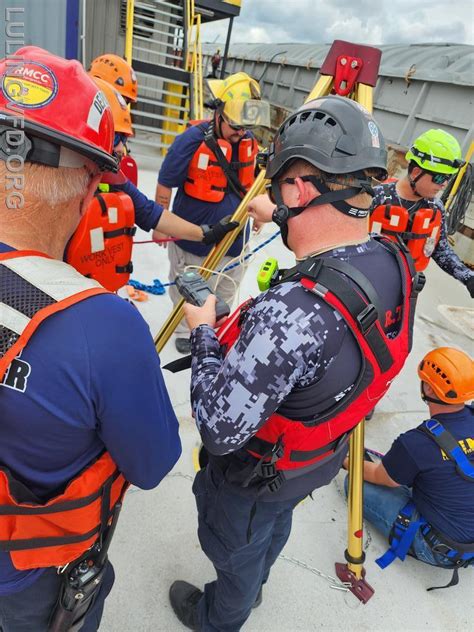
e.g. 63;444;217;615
128;230;281;295
442;162;473;235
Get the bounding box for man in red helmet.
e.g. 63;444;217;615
0;47;181;630
344;347;474;589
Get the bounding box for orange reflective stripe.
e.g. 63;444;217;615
0;250;51;262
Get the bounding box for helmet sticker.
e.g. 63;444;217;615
87;90;109;133
2;61;58;109
368;121;380;148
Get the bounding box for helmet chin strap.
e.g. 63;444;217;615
271;175;373;248
420;382;447;406
408;171;424;197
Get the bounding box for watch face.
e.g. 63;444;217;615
423;236;436;258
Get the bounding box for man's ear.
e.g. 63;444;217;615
80;172;101;217
411;165;423;179
295;176;318;206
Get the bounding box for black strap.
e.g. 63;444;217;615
163;355;192;373
115;262;133;274
103;227;136;239
203;122;247;199
427;568;460;592
94;192;108;215
420;422;474;483
0;470;121;515
0;525;101;552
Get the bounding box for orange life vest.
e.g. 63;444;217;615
0;251;128;570
184;122;258;202
66;190;136;292
369;204;442;271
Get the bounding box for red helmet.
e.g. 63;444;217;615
0;46;118;171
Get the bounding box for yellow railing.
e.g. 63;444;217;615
186;0;203;120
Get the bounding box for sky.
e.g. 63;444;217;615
200;0;474;46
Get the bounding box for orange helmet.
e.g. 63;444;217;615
89;54;138;103
90;77;133;137
0;46;117;171
418;347;474;405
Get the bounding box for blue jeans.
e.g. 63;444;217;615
344;477;454;567
0;561;114;632
193;464;305;632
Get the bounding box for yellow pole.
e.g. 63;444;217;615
344;80;374;582
346;422;365;577
124;0;135;65
444;141;474;211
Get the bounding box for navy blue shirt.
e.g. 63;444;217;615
383;406;474;543
158;121;250;257
0;243;181;594
121;179;163;232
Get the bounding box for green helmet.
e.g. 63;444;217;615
406;129;463;175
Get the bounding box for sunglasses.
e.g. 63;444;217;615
114;132;128;148
265;178;296;204
423;171;452;185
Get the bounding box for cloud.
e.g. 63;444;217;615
201;0;473;45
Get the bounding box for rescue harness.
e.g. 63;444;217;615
0;251;128;570
184;120;258;203
376;419;474;590
215;236;424;495
369;203;442;272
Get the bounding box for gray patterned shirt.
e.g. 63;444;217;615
372;182;473;286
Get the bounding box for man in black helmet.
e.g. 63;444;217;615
169;96;422;631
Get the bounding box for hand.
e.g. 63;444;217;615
467;276;474;298
184;295;217;330
252;219;264;234
247;194;276;226
152;229;169;248
201;216;240;245
342;457;349;470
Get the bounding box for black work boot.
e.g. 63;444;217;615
169;580;202;630
175;337;191;354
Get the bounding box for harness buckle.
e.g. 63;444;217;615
412;272;426;294
260;462;277;478
356;304;378;333
267;472;284;493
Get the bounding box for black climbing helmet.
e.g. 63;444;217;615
265;95;387;181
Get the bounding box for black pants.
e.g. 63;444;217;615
194;464;305;631
0;562;114;632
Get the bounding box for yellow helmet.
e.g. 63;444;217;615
207;72;270;128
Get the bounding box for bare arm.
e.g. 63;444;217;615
343;456;400;487
155;208;203;241
155;183;172;209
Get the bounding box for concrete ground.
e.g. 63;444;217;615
100;158;473;632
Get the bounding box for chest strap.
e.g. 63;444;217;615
421;420;474;482
203;123;247;199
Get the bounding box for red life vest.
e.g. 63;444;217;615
369;204;442;272
215;239;423;490
0;252;128;570
120;154;138;186
184;121;258;203
65;190;136;292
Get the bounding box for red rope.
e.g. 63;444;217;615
133;237;179;244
